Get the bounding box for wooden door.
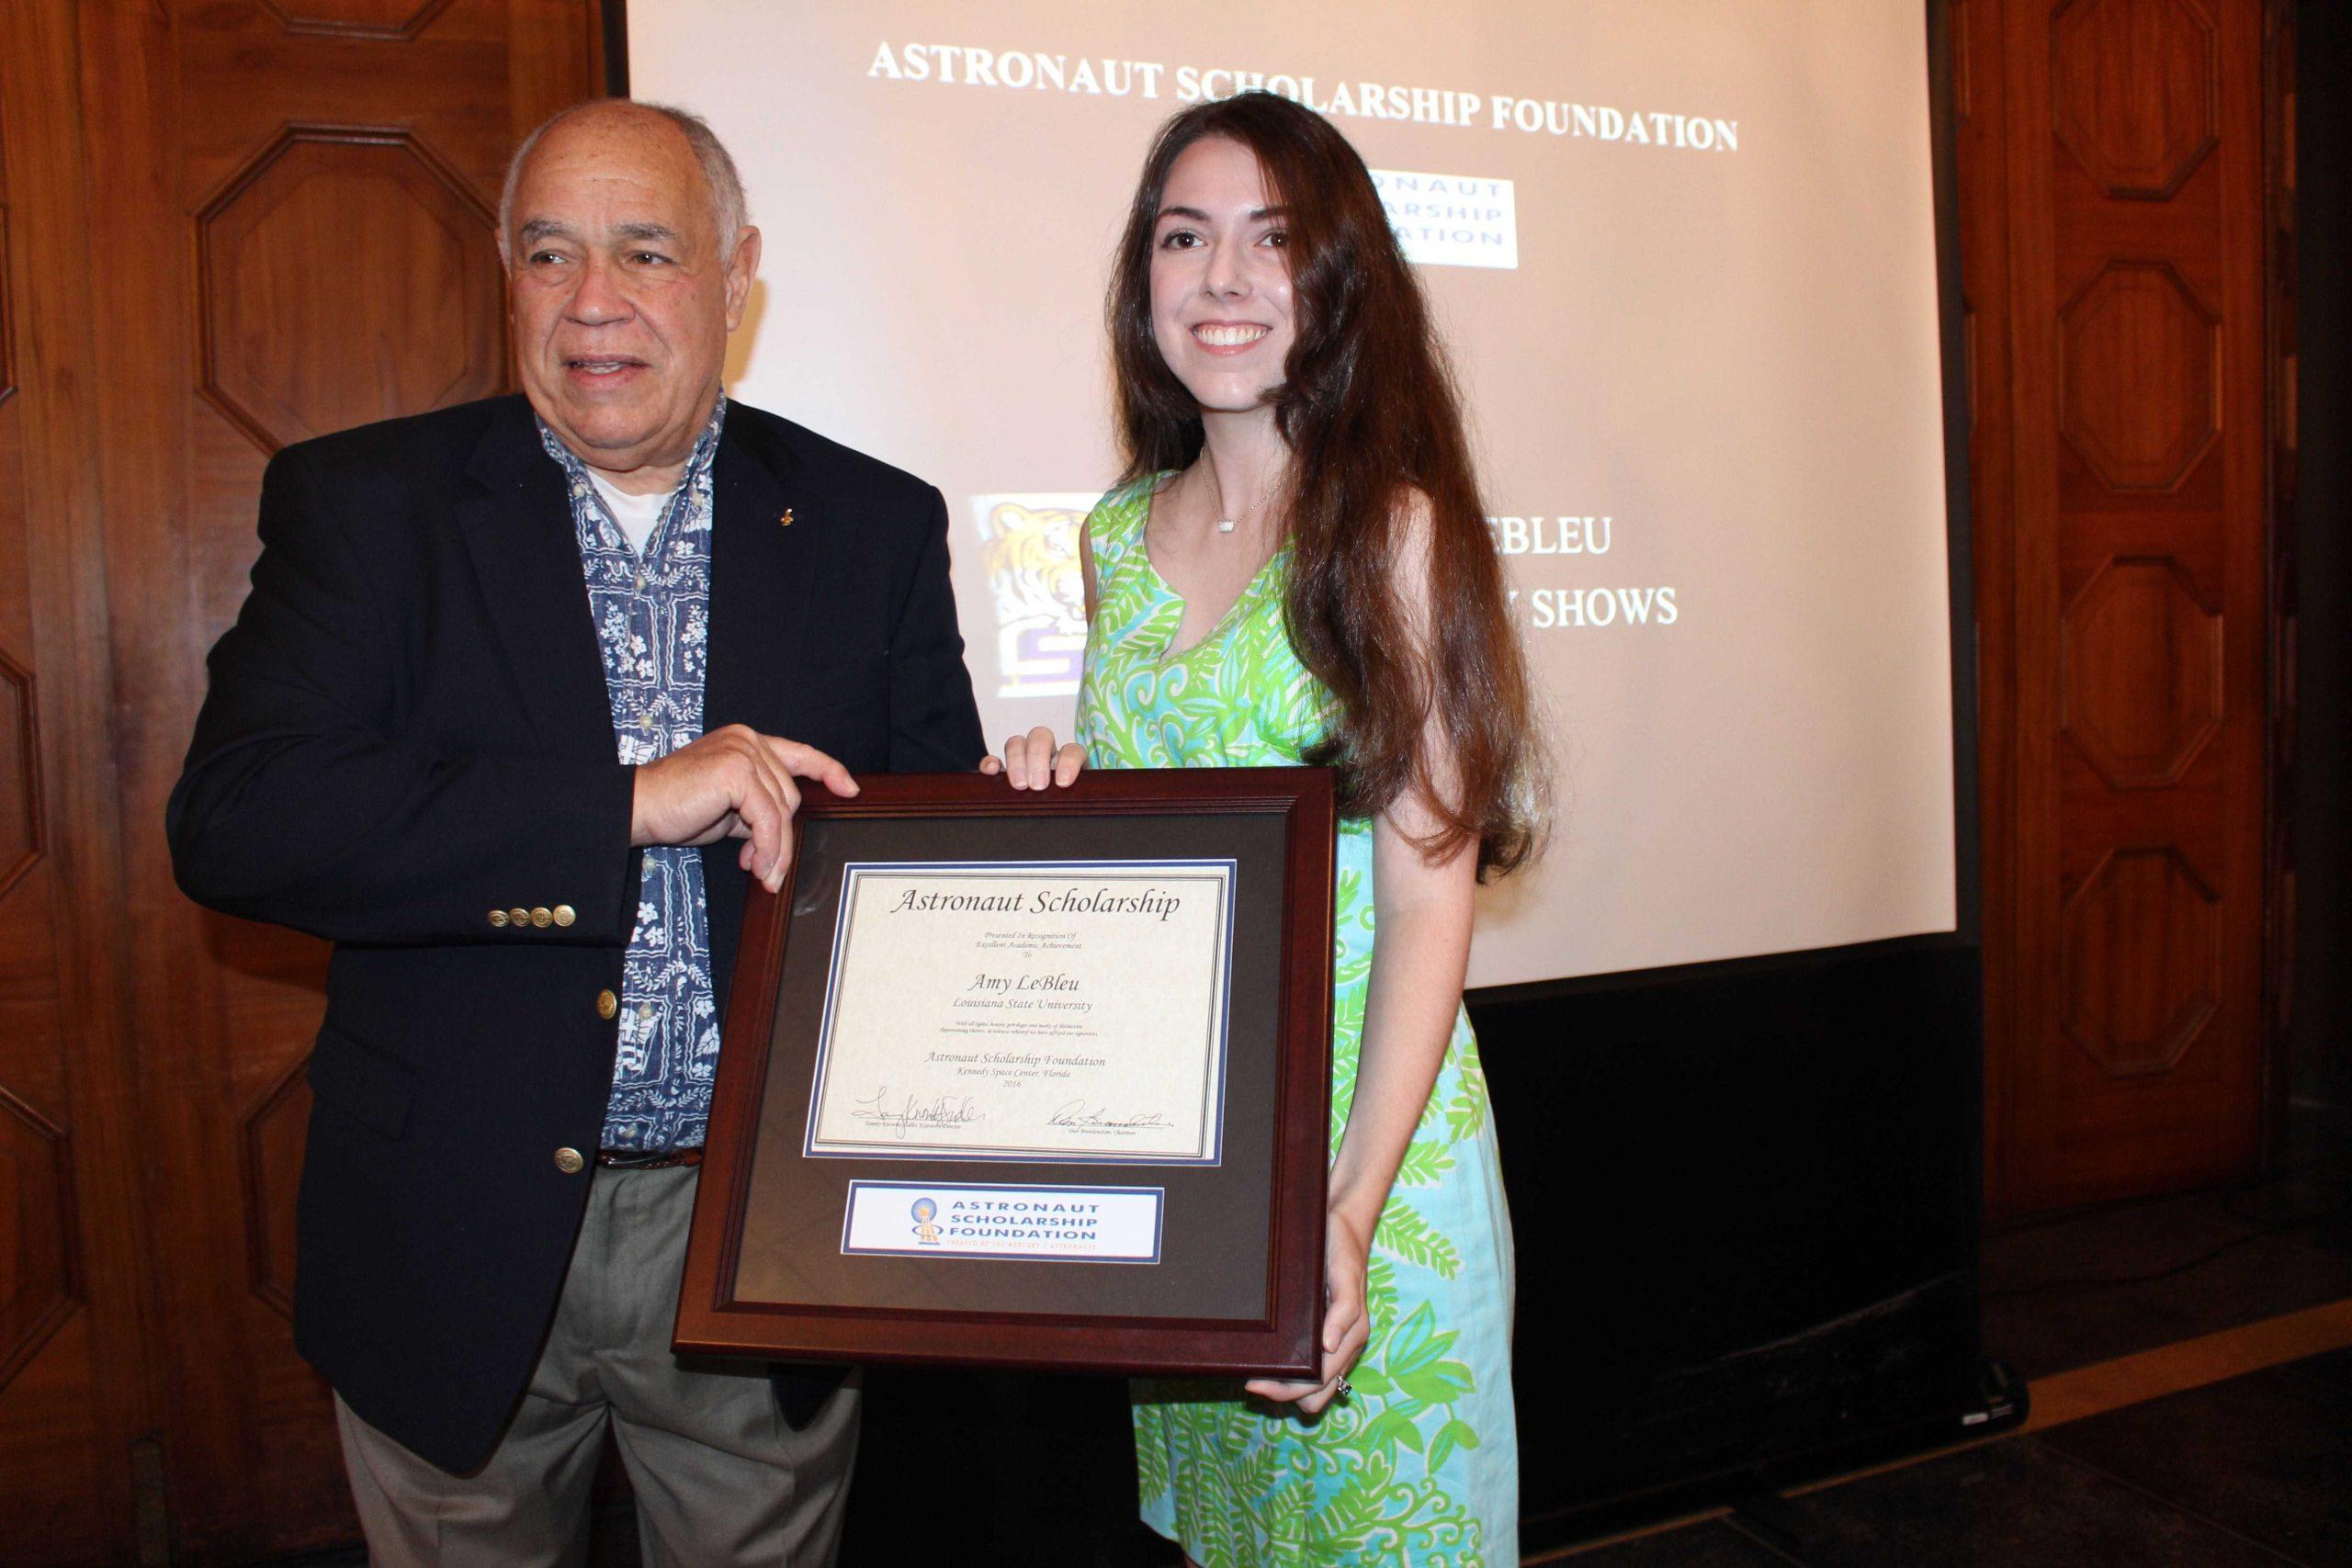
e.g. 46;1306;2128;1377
0;2;599;1560
0;9;161;1562
1957;0;2283;1215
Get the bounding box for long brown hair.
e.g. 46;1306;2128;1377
1108;91;1544;878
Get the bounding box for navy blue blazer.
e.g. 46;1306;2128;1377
167;393;986;1472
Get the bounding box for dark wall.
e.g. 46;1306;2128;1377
2294;2;2349;1112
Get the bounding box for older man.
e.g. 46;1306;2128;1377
168;100;993;1562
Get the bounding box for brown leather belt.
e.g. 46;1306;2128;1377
595;1146;704;1170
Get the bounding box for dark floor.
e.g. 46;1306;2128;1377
1563;1346;2352;1566
1556;1108;2352;1566
1980;1107;2352;1382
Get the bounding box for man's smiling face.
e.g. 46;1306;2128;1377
505;104;759;489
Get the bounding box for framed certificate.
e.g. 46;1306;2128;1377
675;767;1337;1379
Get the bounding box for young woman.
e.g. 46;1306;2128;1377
998;91;1545;1566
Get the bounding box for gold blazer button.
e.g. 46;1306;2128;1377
552;905;576;928
553;1147;585;1175
488;909;510;928
595;988;619;1020
508;908;530;929
531;907;553;928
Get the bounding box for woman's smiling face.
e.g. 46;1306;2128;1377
1148;136;1297;414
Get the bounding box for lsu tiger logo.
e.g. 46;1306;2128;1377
968;493;1095;697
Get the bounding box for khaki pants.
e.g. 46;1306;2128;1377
335;1164;858;1565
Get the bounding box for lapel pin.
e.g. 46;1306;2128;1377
780;509;795;528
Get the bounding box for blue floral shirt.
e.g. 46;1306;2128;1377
538;400;725;1152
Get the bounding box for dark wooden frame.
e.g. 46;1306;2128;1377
676;767;1336;1377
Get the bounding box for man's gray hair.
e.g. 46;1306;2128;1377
498;99;750;256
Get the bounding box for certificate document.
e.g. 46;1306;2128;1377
678;770;1334;1376
804;859;1237;1164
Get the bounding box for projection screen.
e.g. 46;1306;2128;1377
626;0;1959;989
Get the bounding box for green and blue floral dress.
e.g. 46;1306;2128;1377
1072;477;1519;1567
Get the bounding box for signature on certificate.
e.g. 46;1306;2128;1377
852;1089;986;1138
1048;1100;1173;1133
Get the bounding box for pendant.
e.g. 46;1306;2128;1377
1216;518;1238;534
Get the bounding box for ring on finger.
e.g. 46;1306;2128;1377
1333;1376;1353;1401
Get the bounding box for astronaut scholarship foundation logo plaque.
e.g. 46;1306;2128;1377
842;1180;1165;1263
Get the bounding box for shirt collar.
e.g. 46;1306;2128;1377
534;395;729;498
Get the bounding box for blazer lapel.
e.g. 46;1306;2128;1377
702;412;816;736
452;396;615;751
702;411;817;1009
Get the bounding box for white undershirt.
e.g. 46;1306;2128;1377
586;470;673;558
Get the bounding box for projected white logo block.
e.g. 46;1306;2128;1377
1371;169;1518;270
969;493;1094;698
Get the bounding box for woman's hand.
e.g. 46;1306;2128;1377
978;727;1086;789
1244;1205;1374;1416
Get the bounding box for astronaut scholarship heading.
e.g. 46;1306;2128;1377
887;886;1187;921
865;43;1744;153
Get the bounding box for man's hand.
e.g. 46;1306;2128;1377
628;725;857;891
978;726;1086;790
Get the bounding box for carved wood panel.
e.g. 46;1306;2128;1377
1963;0;2276;1214
2052;0;2220;198
2058;260;2221;491
198;127;505;455
0;1086;76;1390
0;649;36;891
258;0;459;40
2062;846;2221;1072
240;1055;312;1320
2061;555;2223;785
